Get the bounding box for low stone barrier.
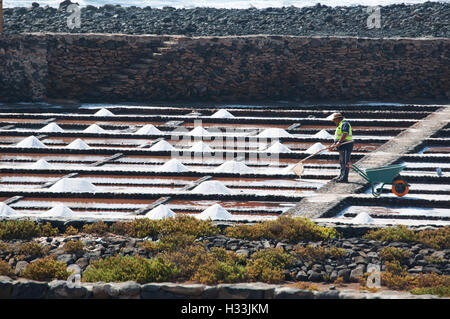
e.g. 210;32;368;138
0;276;441;299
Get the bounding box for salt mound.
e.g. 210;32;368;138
266;142;292;153
211;109;235;119
40;204;75;218
94;108;114;116
149;140;175;151
30;159;53;169
189;141;213;152
48;178;98;193
66;138;90;149
351;212;374;224
135;124;162;135
145;204;176;220
313;129;333;139
188;126;211;136
16;136;47;148
214;160;254;174
257;128;293;138
39;123;64;133
191;181;232;195
305;142;329;154
196;204;233;221
0;203;18;217
157;158;189;172
84;124;106;133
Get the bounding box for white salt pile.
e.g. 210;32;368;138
0;203;18;217
157;158;189;172
266;141;292;153
188;126;211;136
48;178;98;193
191;180;232;195
30;159;53;169
351;212;375;224
313;129;334;139
135;124;163;135
196;204;233;221
189;141;213;152
211;109;235;119
305;142;329;154
257;128;293;138
281;164;296;175
214;160;254;174
16;136;47;148
40;204;75;218
94;108;114;116
66;138;90;149
39;123;64;133
144;204;176;220
84;124;106;134
149;140;175;151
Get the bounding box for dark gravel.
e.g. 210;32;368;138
2;1;449;38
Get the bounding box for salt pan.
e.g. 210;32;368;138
66;138;90;149
188;126;211;136
48;178;98;193
157;158;189;172
214;160;254;174
191;180;232;194
149;140;175;151
189;141;213;152
0;203;18;217
16;136;47;148
266;142;292;153
135;124;163;135
351;212;374;224
211;109;235;119
30;159;53;169
40;204;75;218
94;108;114;116
305;142;329;154
257;128;293;138
84;124;106;133
313;129;333;139
196;204;233;220
144;204;176;220
39;123;64;133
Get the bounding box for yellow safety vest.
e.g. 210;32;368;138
334;119;353;142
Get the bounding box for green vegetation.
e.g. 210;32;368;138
378;247;411;263
22;257;70;281
63;240;86;254
364;225;450;249
17;242;49;259
0;220;58;240
82;255;177;284
225;216;340;242
246;248;295;284
295;245;346;262
0;260;14;277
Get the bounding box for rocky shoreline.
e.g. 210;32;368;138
2;2;449;38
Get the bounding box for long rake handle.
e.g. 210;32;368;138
300;140;354;163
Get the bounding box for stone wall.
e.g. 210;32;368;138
0;277;438;299
0;33;449;103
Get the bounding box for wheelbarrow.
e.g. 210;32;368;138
348;163;410;197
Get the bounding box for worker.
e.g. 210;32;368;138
329;112;353;183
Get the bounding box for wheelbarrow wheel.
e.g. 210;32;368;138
392;179;409;197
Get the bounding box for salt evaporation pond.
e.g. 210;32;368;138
191;180;233;194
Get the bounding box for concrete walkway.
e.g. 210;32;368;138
284;105;450;219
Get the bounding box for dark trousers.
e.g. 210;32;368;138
337;142;353;181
